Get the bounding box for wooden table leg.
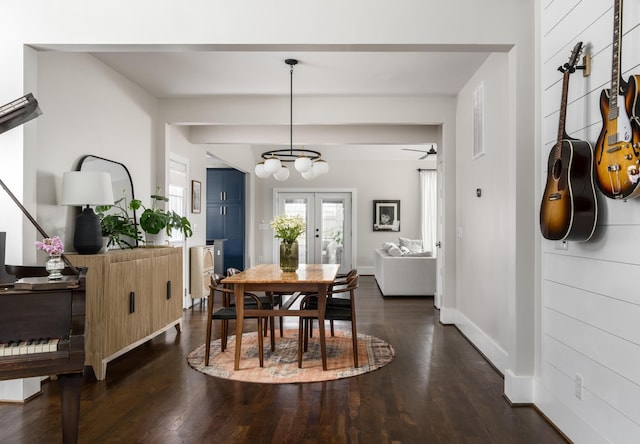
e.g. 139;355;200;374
233;283;245;370
317;284;328;370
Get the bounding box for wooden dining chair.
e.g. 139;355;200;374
306;268;357;338
205;273;275;367
297;273;360;368
227;267;284;337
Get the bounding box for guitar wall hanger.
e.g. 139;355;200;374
578;54;591;77
558;54;591;77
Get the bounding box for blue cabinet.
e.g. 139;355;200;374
206;168;245;271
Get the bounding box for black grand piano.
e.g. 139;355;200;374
0;93;86;444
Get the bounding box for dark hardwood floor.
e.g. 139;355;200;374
0;276;567;443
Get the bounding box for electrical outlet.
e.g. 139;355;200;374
575;373;584;400
555;241;568;251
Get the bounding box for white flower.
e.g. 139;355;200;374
270;215;306;244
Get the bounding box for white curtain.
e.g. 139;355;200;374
419;169;438;255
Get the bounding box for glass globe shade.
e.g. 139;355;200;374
255;162;270;178
312;159;329;176
294;156;312;173
264;157;282;175
301;168;316;180
273;165;290;181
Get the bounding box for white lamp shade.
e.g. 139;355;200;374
294;156;313;173
61;171;114;206
312;159;329;176
255;162;270;179
273;165;290;181
301;168;316;180
264;157;281;175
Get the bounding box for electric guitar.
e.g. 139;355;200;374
540;42;598;242
594;0;640;199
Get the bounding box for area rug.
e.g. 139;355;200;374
187;329;395;384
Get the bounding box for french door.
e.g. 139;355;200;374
275;192;352;274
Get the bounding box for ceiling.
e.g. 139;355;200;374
91;49;491;161
91;50;490;97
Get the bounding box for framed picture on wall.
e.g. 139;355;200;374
373;200;400;231
192;180;202;214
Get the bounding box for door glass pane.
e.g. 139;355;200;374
320;199;344;266
283;198;309;263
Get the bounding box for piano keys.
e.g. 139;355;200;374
0;338;61;356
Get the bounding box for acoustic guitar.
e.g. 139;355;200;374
540;42;598;242
594;0;640;200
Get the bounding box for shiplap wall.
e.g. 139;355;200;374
540;1;640;442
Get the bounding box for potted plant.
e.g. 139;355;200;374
129;188;193;245
96;196;142;250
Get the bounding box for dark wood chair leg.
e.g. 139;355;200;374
221;319;228;351
205;296;214;365
303;319;311;352
257;318;264;367
269;317;276;351
351;309;358;368
297;317;304;368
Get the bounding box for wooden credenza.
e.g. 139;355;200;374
69;247;183;380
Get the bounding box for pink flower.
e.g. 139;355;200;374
35;236;64;255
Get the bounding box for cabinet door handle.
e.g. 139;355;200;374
129;292;135;313
166;281;172;300
223;191;227;201
220;191;224;201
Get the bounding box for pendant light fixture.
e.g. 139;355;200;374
255;58;329;180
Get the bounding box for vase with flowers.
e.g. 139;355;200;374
270;214;306;272
36;236;65;280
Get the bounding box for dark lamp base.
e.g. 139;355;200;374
74;206;103;255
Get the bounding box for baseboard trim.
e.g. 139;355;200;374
503;369;534;404
454;310;508;375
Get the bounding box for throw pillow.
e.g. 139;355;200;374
387;244;403;257
399;237;423;254
382;241;395;252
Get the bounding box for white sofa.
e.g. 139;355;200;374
374;248;437;296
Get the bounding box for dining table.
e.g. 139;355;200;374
221;263;340;371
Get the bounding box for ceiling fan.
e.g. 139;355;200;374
402;144;437;159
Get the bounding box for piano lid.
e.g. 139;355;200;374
0;93;42;135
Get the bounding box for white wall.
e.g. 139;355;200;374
538;0;640;442
455;53;510;371
36;52;157;258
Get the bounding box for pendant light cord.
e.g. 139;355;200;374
290;62;294;156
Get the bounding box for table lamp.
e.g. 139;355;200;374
61;171;114;254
